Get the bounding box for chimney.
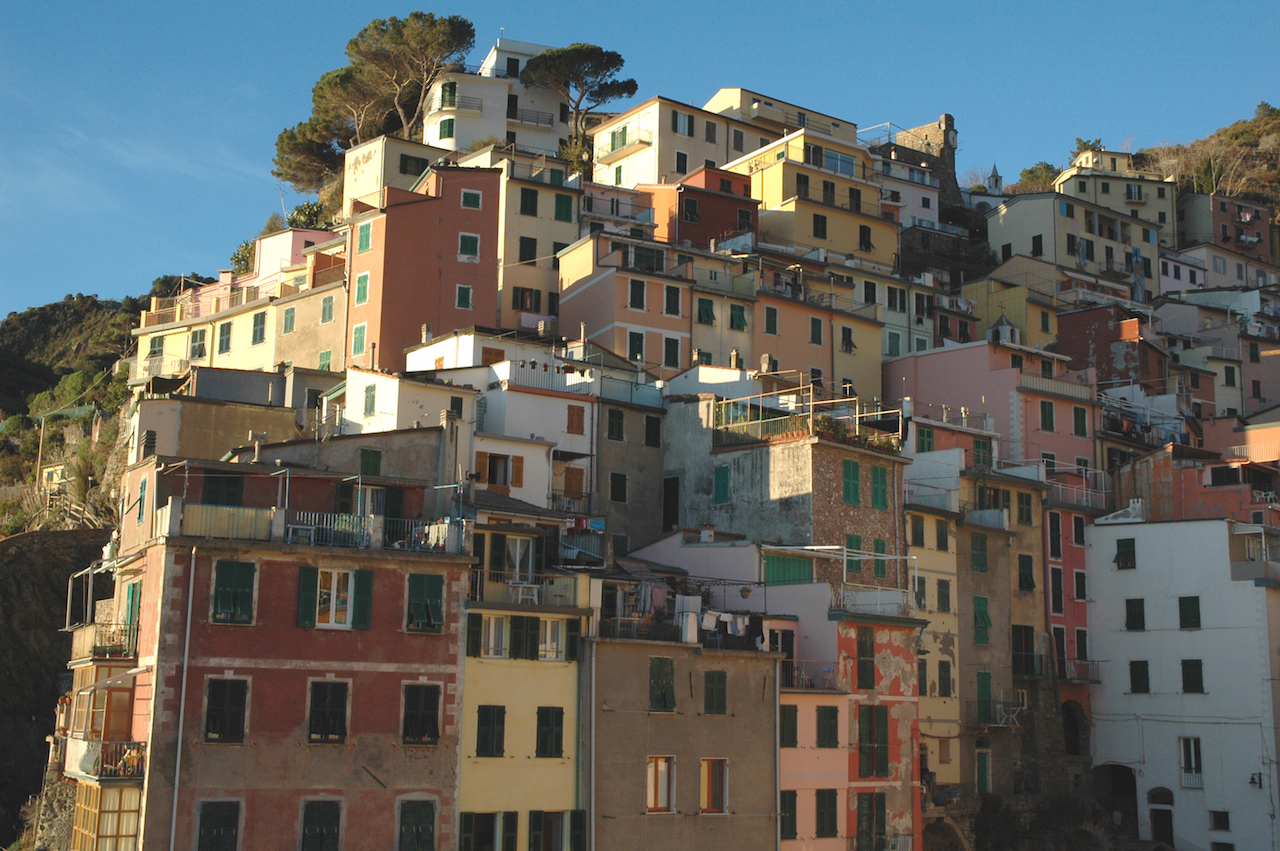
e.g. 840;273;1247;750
422;324;433;344
700;525;715;543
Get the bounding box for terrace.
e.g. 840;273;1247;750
712;387;904;456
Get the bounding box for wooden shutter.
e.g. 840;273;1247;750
474;452;489;484
466;613;483;657
565;618;580;661
563;466;584;497
352;569;373;630
398;801;434;851
297;566;318;628
876;706;889;776
569;811;586;851
527;812;544;851
780;704;797;747
856;793;873;846
510;455;524;488
523;616;540;660
843;460;860;504
567;405;584;434
509;616;527;660
858;706;872;777
501;812;518;851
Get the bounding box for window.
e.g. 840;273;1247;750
1182;659;1205;693
317;351;331;372
873;539;887;578
204;678;246;743
645;416;661;448
647;756;674;812
910;514;925;547
857;626;875;689
815;789;839;838
780;704;798;748
1115;538;1136;569
1039;399;1055;432
936;579;951;613
871;466;888;509
308;681;348;743
887;287;906;313
1253;379;1263;399
198;800;240;851
971;533;988;572
663;337;680;368
609;472;628;503
729;304;746;331
697;297;715;325
764;305;778;335
842;460;860;505
712;465;730;505
817;705;840;747
475;705;505;757
936;520;949;553
935;659;952;698
535;706;564;757
1209;811;1230;831
554;193;573;222
406;573;444;634
1017;492;1033;525
397;801;434;851
675;151;688;174
438;117;454;139
628;278;646;310
1123;597;1147;631
916;426;934;453
518;236;537;266
1179;596;1201;629
187;328;208;360
607;409;624;441
810;316;823;345
1180;737;1203;786
1018;555;1035;590
700;759;726;813
1074;570;1087;601
974;596;991;645
212;560;255;624
517;187;539;217
973;437;992;468
682;197;699;223
663;285;680;316
858;704;889;777
251;312;266;345
1128;660;1150;693
357;221;372;253
301;800;340;850
780;790;797;840
459;233;479;258
1050;567;1064;613
461;189;482;209
731;128;744;152
403;684;441;745
477;615;506;658
813;213;827;239
649;657;676;711
354;272;370;305
298;566;372;630
697;670;728;716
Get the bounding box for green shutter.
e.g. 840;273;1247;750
847;534;862;574
858;706;872;777
527;812;543;851
974;596;990;645
704;671;726;715
765;554;813;585
565;618;580;661
876;705;889;776
523;616;540;661
358;222;372;252
407;574;444;633
569;810;586;851
873;539;887;578
352;569;373;630
510;616;528;660
555;194;573;222
1179;596;1201;629
871;466;888;509
1018;555;1035;590
712;465;730;504
398;801;434;851
843;459;860;505
466;612;483;657
459;813;475;851
650;657;675;711
780;791;797;840
780;704;797;747
297;566;318;628
501;812;517;851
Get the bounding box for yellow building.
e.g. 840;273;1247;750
701;88;861;146
458;563;590;847
722;130;899;272
1053;148;1177;246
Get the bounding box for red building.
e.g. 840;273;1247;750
640;166;759;249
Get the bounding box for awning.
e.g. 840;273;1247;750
76;666;150;696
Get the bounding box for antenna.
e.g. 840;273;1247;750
277;180;288;217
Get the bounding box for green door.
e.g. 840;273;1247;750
976;751;991;794
976;671;992;724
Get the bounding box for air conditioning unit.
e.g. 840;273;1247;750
681;239;693;248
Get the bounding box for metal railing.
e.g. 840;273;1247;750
594;127;652;159
180;503;273;541
1181;771;1204;789
831;584;912;617
64;738;146;781
442;62;515;79
1048;480;1111;511
71;622;139;660
1012;652;1048;679
285;510;371;548
910;216;969;237
550;490;594;515
509;107;553;126
599;618;681;642
712;389;903;455
131;356;190;382
1223;443;1280;463
383;518;473;554
431;94;482;112
780;659;841;690
600;376;663;408
1064;659;1101;683
469;569;578;607
1017;373;1096;401
966;700;1024;727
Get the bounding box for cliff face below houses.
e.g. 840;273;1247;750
0;529;111;847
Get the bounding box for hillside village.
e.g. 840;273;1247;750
13;30;1280;851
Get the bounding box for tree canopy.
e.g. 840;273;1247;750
1071;137;1103;157
520;43;637;169
1008;161;1060;194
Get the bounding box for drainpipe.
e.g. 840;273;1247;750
168;546;197;851
590;640;597;851
774;654;781;851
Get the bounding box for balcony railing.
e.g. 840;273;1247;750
599;617;682;642
313;265;346;287
1012;652;1048;679
286;510;371;548
63;737;146;781
70;622;139;661
966;700;1024;727
857;838;914;851
1018;373;1096;402
508;107;553;126
1181;771;1204;789
181;503;273;541
442;62;514;79
1064;659;1101;683
384;517;473;554
831;584;912;617
1048;480;1112;511
550;490;594;515
131;356;190;382
469;569;579;608
712;395;903;456
431;94;482;112
780;659;842;691
594;127;652;161
910;216;970;237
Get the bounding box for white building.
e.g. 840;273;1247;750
1087;505;1280;851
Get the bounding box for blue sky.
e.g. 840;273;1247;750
1;1;1275;319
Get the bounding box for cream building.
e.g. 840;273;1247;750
1053;149;1178;245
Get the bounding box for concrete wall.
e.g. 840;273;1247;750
780;691;848;850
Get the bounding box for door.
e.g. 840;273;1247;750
976;671;992;724
976;751;991;793
1150;808;1174;846
662;477;680;530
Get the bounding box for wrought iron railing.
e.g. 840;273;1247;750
71;622;139;660
469;569;578;607
384;518;473;554
966;700;1023;727
285;510;371;548
780;659;841;690
599;618;682;642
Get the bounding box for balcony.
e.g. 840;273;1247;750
130;355;190;383
582;195;654;224
1012;652;1048;679
430;94;482;113
910;216;969;238
780;659;844;691
712;393;903;456
70;622;138;661
1017;373;1096;402
595;127;652;163
550;490;595;515
286;510;371;547
1181;771;1204;790
599;617;682;642
1063;659;1101;684
442;61;514;79
313;265;346;287
1048;480;1112;511
830;584;912;617
469;569;580;608
384;517;473;553
179;503;273;541
966;700;1023;727
63;737;146;782
508;107;553;127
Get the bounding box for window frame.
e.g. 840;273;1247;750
647;756;675;813
307;679;350;744
204;677;248;744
